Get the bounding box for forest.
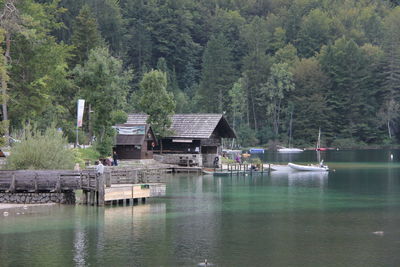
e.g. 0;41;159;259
2;0;400;153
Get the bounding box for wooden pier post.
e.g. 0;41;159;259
106;172;111;187
82;190;88;205
97;174;105;206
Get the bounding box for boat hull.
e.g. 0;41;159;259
288;163;329;172
278;148;303;153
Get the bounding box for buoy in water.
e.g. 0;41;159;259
390;154;393;160
198;259;212;266
3;211;9;216
372;231;384;236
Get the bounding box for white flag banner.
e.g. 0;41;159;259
77;99;85;127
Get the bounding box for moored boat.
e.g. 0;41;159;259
288;162;329;172
202;170;233;176
278;147;303;153
269;164;293;172
249;148;265;154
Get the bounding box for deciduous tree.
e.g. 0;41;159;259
138;70;176;153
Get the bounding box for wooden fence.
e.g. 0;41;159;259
0;168;168;194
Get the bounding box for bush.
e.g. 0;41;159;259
6;126;75;170
73;147;100;166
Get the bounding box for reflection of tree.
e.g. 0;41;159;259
378;99;399;140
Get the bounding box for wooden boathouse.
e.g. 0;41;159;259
113;124;157;160
124;114;236;167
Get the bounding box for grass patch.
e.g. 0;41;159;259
73;147;100;167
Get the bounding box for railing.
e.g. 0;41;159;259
0;170;96;193
0;168;168;193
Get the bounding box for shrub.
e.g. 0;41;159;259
73;147;100;166
6;126;75;170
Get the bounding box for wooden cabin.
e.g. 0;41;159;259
125;114;236;166
113;124;157;159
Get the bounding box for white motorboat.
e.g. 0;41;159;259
269;164;293;172
278;148;303;153
288;162;329;172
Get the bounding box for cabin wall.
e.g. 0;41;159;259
115;145;147;159
155;139;201;154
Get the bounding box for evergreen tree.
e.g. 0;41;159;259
71;5;102;67
319;37;375;141
198;34;236;113
2;0;72;132
381;7;400;140
121;0;153;71
296;9;332;58
291;58;331;144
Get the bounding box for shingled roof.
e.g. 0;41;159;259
126;113;236;139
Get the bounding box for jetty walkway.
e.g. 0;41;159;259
0;168;169;206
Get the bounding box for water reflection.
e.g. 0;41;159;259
3;150;400;266
288;171;328;187
270;170;328;189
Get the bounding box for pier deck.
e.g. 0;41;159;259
0;168;168;206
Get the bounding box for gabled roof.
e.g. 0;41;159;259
126;113;236;139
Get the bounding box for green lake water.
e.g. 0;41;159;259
1;149;400;266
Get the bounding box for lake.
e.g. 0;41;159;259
1;149;400;266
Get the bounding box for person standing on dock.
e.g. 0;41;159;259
113;151;118;166
96;160;104;175
235;154;241;164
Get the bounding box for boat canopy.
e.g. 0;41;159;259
249;148;265;154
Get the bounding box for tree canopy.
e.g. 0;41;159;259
1;0;400;150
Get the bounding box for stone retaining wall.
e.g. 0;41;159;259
154;154;203;166
0;192;75;204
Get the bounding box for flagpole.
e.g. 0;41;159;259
76;99;85;148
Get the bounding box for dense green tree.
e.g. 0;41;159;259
2;0;71;131
149;0;201;89
381;7;400;140
260;63;295;137
70;5;102;66
319;37;377;141
1;0;399;148
198;34;237;113
138;70;176;153
296;9;332;58
240;16;271;130
291;58;331;144
121;0;153;71
209;8;246;69
0;0;23;134
56;0;123;54
228;77;248;129
73;47;131;155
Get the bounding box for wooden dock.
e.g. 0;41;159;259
0;168;167;206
